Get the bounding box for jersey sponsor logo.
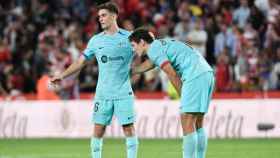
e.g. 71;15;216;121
100;55;124;63
109;56;124;61
98;47;104;49
118;42;126;47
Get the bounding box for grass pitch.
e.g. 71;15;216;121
0;138;279;158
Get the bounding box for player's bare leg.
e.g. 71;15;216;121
196;114;207;158
91;124;106;158
94;124;106;138
181;113;198;158
181;113;197;134
122;123;135;136
122;123;139;158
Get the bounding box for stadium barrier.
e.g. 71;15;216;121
0;99;279;139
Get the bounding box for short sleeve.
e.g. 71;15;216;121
147;40;169;68
82;36;97;60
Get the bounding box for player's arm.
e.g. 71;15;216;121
51;55;87;85
131;59;155;75
161;61;182;96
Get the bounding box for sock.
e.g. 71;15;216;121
197;128;208;158
126;136;139;158
183;132;198;158
91;137;103;158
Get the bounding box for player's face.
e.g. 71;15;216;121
131;41;145;56
98;9;116;30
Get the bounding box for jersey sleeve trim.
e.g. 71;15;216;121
160;60;170;69
82;52;91;60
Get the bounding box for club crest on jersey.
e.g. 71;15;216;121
101;55;108;63
118;42;126;47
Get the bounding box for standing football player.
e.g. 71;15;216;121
51;3;138;158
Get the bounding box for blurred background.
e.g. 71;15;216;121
0;0;280;100
0;1;280;158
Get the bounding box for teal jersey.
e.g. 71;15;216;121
147;38;213;82
83;29;134;99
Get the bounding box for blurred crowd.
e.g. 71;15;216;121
0;0;280;100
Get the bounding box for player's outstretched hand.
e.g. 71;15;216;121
50;75;63;86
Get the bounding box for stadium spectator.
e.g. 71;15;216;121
258;49;272;91
221;6;233;26
173;12;191;42
214;22;229;57
234;47;249;91
233;0;250;29
0;83;8;97
215;48;232;92
122;19;135;31
270;47;280;90
187;18;208;57
0;39;11;63
205;15;219;65
247;5;266;48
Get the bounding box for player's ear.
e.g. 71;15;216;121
112;13;117;20
110;13;117;20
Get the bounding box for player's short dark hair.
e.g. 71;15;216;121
97;2;118;15
129;28;154;44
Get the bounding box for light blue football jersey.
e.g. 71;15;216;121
147;38;213;82
83;29;134;99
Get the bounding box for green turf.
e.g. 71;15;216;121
0;138;279;158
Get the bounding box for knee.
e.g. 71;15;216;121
182;122;195;134
93;124;106;138
94;132;104;138
122;123;135;137
181;114;197;134
196;115;204;129
196;120;203;129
